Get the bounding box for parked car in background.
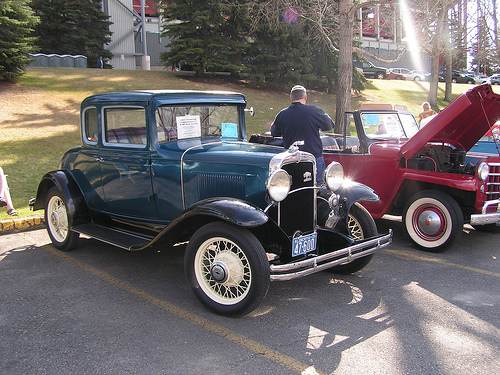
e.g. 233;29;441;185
353;60;388;79
251;85;500;252
389;68;426;81
439;69;476;84
489;73;500;85
474;74;489;85
467;123;500;164
412;70;431;81
30;90;392;317
386;70;406;80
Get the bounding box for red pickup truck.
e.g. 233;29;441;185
251;85;500;252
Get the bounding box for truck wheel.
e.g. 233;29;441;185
184;222;270;317
403;190;463;252
45;187;79;251
376;72;385;79
328;203;377;274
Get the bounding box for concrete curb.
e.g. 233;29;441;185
0;216;45;234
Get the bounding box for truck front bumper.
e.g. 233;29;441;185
470;199;500;226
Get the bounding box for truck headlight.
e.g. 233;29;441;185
266;169;291;202
324;162;344;192
477;162;489;181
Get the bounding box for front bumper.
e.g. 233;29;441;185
470;199;500;226
270;230;392;281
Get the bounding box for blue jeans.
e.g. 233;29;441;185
316;156;326;183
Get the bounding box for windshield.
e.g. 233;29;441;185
361;111;419;139
155;104;241;143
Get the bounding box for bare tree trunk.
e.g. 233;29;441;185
428;53;440;109
335;0;354;134
494;0;500;63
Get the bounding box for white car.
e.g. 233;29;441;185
474;75;489;85
389;68;426;81
489;73;500;85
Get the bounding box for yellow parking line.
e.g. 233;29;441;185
42;245;325;375
384;249;500;278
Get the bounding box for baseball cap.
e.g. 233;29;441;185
290;85;307;95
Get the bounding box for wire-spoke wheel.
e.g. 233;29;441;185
327;203;378;274
185;222;270;317
45;187;79;251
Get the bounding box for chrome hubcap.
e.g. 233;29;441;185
415;207;444;237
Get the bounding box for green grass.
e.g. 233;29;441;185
1;67;496;220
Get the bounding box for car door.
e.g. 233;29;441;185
98;105;158;219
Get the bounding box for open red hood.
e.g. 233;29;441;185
401;85;500;159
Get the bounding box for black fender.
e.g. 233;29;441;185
316;181;379;231
180;197;269;227
157;197;269;242
156;197;291;257
337;181;379;212
32;170;90;225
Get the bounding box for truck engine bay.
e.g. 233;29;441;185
403;143;475;175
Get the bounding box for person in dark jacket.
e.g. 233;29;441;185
271;85;334;183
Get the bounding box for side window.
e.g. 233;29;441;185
104;107;147;146
83;107;98;144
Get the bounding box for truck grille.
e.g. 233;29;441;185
278;160;316;236
485;162;500;213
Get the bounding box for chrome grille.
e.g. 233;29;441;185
278;160;316;236
486;162;500;199
485;162;500;213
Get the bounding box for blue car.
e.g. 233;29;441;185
466;124;500;164
31;90;391;316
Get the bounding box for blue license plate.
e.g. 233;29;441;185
292;232;317;257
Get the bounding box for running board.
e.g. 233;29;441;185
72;223;155;251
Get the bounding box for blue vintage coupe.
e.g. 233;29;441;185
31;90;392;316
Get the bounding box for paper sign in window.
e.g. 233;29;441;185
222;123;238;138
176;115;201;139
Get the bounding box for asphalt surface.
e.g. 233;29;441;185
1;219;499;375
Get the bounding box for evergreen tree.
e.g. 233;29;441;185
0;0;39;82
158;0;250;77
247;23;315;88
31;0;112;68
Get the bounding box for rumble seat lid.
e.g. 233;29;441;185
400;85;500;159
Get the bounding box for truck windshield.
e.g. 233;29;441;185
362;112;419;139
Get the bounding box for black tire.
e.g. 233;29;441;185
328;203;377;274
184;222;270;317
45;187;79;251
376;72;385;80
403;190;463;252
414;77;421;81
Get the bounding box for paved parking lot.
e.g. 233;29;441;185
1;219;499;374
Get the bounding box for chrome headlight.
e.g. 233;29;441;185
324;162;344;192
266;169;291;202
477;162;489;181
